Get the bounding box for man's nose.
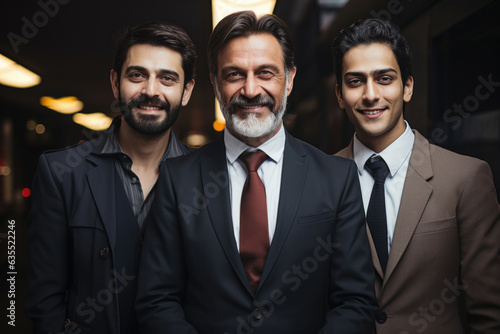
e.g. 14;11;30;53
240;74;262;99
142;78;160;97
363;79;380;103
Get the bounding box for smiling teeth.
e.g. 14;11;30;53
140;105;161;110
364;110;382;115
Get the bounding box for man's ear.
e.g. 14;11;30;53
335;83;345;109
286;66;297;96
209;73;217;96
403;75;414;103
181;79;195;106
110;69;119;99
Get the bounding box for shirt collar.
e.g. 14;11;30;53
224;123;286;165
99;116;123;155
97;116;184;166
353;120;415;177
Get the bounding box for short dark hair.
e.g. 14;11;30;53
113;21;196;85
208;11;295;77
332;18;412;90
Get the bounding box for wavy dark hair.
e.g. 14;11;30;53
208;10;295;77
113;21;196;85
332;18;412;91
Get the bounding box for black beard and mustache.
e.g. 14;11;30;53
118;94;181;136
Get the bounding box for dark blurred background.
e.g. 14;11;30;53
0;0;499;332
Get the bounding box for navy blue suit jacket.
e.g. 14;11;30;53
136;131;377;334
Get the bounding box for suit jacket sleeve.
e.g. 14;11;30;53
458;160;500;332
135;163;198;334
25;154;70;334
319;160;378;333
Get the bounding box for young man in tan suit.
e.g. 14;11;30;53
333;18;500;333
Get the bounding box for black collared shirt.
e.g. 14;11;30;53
97;117;189;228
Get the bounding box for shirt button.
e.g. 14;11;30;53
252;309;263;321
376;311;387;324
99;247;109;258
131;177;138;184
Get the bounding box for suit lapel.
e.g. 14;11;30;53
200;137;253;294
383;132;433;286
86;155;118;250
259;134;308;290
336;141;387;278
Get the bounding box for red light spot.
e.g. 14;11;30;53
22;188;31;197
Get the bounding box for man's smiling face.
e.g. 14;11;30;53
111;43;194;136
213;33;296;145
336;42;413;151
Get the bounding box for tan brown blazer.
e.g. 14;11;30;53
336;130;500;334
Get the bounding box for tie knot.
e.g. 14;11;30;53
365;156;390;182
239;150;268;172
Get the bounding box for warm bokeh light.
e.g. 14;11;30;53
215;99;225;122
40;96;84;114
186;133;208;147
35;124;46;134
214;95;226;131
211;0;277;28
0;53;41;88
0;166;11;176
73;112;113;131
213;120;226;132
26;119;37;131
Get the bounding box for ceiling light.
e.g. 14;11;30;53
40;96;84;114
212;0;277;28
0;54;41;88
73;113;113;131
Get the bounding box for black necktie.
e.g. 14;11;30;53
365;156;390;272
239;150;269;292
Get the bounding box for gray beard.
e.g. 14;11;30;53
214;76;288;139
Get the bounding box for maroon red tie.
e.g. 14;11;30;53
239;150;269;292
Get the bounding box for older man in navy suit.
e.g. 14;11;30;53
136;11;377;334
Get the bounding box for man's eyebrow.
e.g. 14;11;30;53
256;64;281;73
220;66;243;75
125;66;180;79
344;71;366;78
344;68;398;78
373;68;397;76
220;64;282;75
157;69;181;79
124;65;147;74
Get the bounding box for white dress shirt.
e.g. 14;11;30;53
224;125;285;251
352;121;415;253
